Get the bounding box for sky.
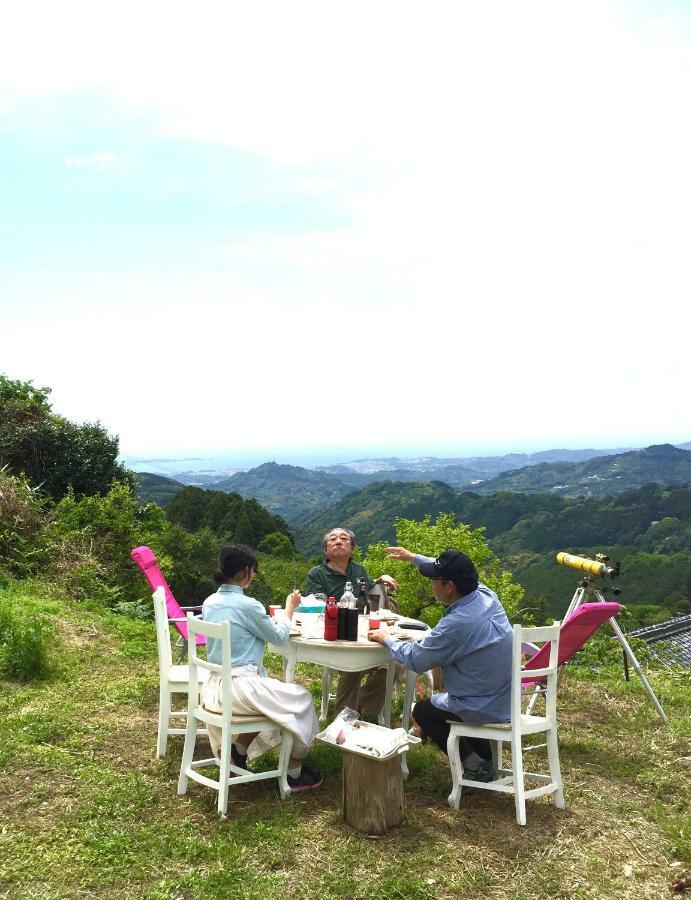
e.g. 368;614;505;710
1;0;690;466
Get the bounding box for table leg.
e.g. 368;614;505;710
382;661;395;728
284;647;297;684
398;669;417;780
320;668;333;722
402;668;416;732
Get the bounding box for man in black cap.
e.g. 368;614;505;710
367;546;512;781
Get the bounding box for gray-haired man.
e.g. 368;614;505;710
303;527;397;716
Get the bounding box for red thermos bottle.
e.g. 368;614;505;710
324;596;339;640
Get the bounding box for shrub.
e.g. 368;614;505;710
0;589;54;680
252;552;312;607
0;468;47;577
157;524;219;605
46;482;168;606
0;374;132;500
365;512;525;625
257;532;294;559
567;627;655;671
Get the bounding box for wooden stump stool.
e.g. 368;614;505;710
342;752;405;835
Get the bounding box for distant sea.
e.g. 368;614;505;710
119;446;530;476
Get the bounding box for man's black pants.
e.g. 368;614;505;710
413;698;492;761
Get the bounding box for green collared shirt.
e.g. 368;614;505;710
304;559;374;602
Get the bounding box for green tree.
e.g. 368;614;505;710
364;512;524;625
257;532;294;559
662;592;691;616
157;524;219;605
252;552;312;607
0;374;131;499
231;509;255;545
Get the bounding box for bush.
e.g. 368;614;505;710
0;374;132;500
157;524;219;605
46;482;168;606
365;512;525;625
0;468;47;577
257;532;294;559
567;627;655;671
0;589;54;680
252;552;312;607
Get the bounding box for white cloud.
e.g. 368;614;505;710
63;152;124;169
1;1;690;454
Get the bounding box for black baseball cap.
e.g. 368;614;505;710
418;551;478;593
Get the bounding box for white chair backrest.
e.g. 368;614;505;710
512;622;561;722
153;587;174;678
186;614;235;727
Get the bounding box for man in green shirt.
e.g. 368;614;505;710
304;527;398;716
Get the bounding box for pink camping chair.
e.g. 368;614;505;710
131;546;206;660
523;601;622;712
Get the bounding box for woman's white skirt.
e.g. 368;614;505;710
200;670;318;762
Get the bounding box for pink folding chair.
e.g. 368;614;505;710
523;601;622;711
131;546;206;659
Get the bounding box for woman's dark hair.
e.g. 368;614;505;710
214;543;259;586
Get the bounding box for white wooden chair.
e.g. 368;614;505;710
447;622;565;826
177;614;293;816
153;587;209;758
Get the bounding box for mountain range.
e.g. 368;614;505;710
464;443;691;497
134;444;691;540
169;445;691;523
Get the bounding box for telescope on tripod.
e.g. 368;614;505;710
555;551;667;723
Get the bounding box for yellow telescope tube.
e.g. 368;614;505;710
555;552;609;576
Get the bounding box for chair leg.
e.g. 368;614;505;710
277;730;293;800
217;741;231;816
177;708;198;796
320;668;332;722
525;684;541;714
157;686;171;758
546;726;565;809
511;733;527;826
491;739;502;773
447;728;463;810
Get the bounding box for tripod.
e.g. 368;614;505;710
563;578;668;724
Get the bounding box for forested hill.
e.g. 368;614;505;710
134;472;184;507
211;462;364;521
296;482;691;619
132;445;690;522
294;480;691;556
296;481;459;552
471;444;691;497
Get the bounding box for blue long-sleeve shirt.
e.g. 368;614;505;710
202;584;291;672
383;555;513;723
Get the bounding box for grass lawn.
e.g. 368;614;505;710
0;588;689;899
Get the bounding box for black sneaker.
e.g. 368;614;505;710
462;758;497;783
287;767;324;793
231;744;248;770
